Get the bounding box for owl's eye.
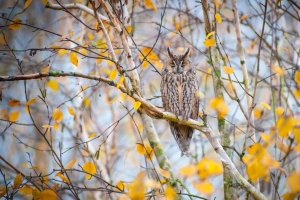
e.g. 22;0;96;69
171;63;175;68
181;63;185;67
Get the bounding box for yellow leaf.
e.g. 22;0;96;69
8;99;20;107
109;69;117;80
133;101;141;110
88;133;97;138
275;107;284;115
281;192;297;200
52;108;64;123
156;167;170;179
140;47;159;61
272;65;284;76
253;107;262;119
65;159;77;169
125;25;132;33
295;71;300;85
223;66;234;74
240;14;249;20
215;13;222;23
25;98;36;106
203;38;216;47
19;184;32;195
142;61;149;69
193;181;213;195
206;31;215;39
12;173;22;189
68;106;75;115
83;97;90;108
9;18;22;30
276;116;295;137
53;123;59;130
136;143;146;155
50;46;60;49
144;0;157;11
287;172;300;193
0;186;7;198
294;88;300;99
294;145;300;152
276;140;289;153
81;48;87;55
42;125;53;129
145;145;154;160
41;65;50;72
197;158;223;179
58;49;68;55
260;102;271;110
55;172;70;184
52;183;59;190
116;181;124;191
83;162;97;180
180;165;197;176
87;32;94;40
116;75;125;89
35;189;57;200
294;127;300;144
144;179;160;189
154;60;163;69
164;185;177;200
9;111;19;122
24;0;32;9
210;97;228;119
70;52;78;67
46;79;59;91
107;97;117;104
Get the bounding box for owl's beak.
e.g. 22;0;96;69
176;66;182;74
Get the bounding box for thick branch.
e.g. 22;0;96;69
0;71;267;199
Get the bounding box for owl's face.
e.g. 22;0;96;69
165;47;190;74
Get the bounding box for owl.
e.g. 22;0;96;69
161;47;199;156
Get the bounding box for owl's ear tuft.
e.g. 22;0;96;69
167;47;174;58
183;48;190;58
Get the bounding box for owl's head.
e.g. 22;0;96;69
165;47;191;74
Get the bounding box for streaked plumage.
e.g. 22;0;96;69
161;47;199;156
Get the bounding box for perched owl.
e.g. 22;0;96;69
161;47;199;156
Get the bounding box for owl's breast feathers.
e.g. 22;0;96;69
161;67;199;120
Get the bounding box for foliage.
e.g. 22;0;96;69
0;0;300;199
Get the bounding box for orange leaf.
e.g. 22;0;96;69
52;108;64;123
133;101;141;110
8;99;20;107
82;162;97;180
9;111;19;122
180;165;197;176
25;98;36;106
24;0;32;9
203;39;216;47
88;133;97;138
55;172;70;184
223;66;234;74
58;49;68;55
144;0;157;11
215;13;222;23
70;52;78;67
136;143;146;155
9;18;22;30
65;159;77;169
12;173;22;189
68;106;75;115
19;184;32;195
295;71;300;85
156;167;170;179
46;79;59;91
193;181;213;195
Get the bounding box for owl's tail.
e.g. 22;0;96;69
170;123;194;157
